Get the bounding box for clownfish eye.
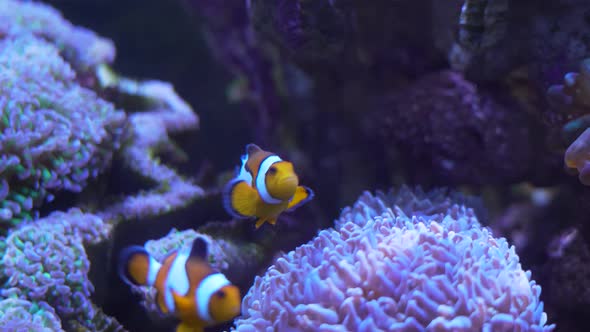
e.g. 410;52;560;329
216;290;226;298
268;166;277;175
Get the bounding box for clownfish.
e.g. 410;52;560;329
223;143;314;229
118;237;241;332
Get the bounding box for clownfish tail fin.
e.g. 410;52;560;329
118;245;161;287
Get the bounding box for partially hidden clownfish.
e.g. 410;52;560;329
223;143;314;229
118;237;241;332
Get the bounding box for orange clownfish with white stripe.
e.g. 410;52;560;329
223;143;314;229
118;237;241;332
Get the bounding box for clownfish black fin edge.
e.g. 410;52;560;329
189;237;208;260
222;179;257;219
118;245;150;287
286;186;314;211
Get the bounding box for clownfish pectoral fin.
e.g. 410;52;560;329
171;290;193;317
268;218;277;225
223;179;258;219
255;218;267;229
189;237;208;260
286;186;314;211
118;245;160;287
175;321;204;332
155;290;170;314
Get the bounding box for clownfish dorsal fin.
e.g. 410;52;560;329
189;237;208;260
246;143;262;156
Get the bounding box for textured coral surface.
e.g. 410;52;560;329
0;35;125;226
235;190;553;331
7;0;590;330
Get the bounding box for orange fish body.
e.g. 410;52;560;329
118;238;241;332
223;143;314;228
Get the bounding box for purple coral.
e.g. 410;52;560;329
0;35;126;226
235;191;554;331
0;208;111;330
0;0;116;71
0;298;63;332
93;79;203;223
336;186;483;231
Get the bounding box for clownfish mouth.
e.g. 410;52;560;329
280;175;298;187
270;175;298;200
230;304;241;317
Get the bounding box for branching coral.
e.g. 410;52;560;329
234;188;554;331
0;34;126;227
93;70;203;223
0;0;202;228
0;1;203;331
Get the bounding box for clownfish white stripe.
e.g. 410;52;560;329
256;155;283;204
164;252;190;312
236;153;253;184
147;256;161;286
196;273;231;322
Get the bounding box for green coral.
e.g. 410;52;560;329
0;298;63;331
0;209;113;331
0;35;126;227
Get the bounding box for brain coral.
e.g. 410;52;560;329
235;191;554;331
335;186;484;231
0;298;63;332
0;34;125;227
0;208;114;330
